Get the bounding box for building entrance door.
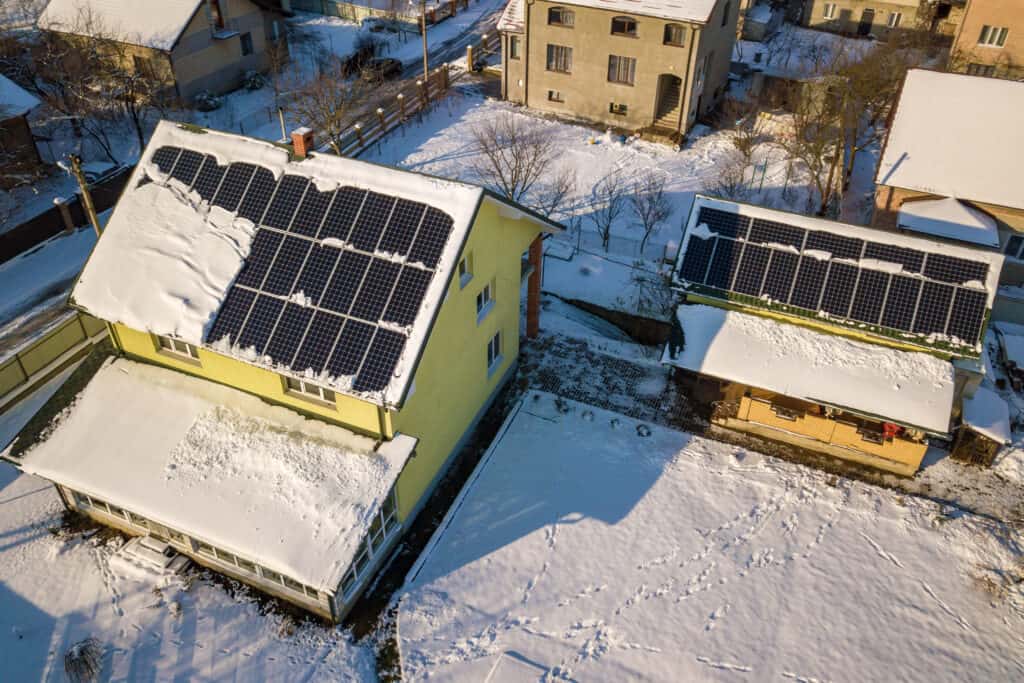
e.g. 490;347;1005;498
858;9;875;35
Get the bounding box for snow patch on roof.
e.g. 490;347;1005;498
962;386;1011;445
38;0;201;51
19;358;415;591
497;0;524;32
877;69;1024;210
897;198;1000;248
664;304;955;433
0;73;40;118
558;0;718;23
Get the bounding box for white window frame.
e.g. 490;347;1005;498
823;2;837;19
546;44;573;73
607;54;637;85
476;280;495;324
509;35;521;59
284;376;336;404
458;253;473;288
887;12;901;28
339;487;400;599
978;25;1008;47
487;330;503;376
156;335;200;361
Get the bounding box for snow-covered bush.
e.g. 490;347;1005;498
193;91;223;112
64;638;103;682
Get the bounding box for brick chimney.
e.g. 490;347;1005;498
291;127;314;159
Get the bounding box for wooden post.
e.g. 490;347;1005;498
69;155;102;237
377;107;387;132
466;45;473;71
54;196;75;233
441;63;449;90
417;79;428;107
397;92;406;120
354;122;365;148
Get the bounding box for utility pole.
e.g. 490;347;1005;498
421;0;429;81
69;155;102;237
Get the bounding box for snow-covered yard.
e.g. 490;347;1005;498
0;463;377;682
398;392;1024;681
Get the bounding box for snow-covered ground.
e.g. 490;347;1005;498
398;392;1024;681
733;23;873;79
0;227;95;325
0;463;377;682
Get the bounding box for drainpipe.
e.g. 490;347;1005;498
678;25;701;135
526;235;543;338
523;0;534;106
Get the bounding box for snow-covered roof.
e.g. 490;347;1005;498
38;0;202;51
71;121;557;407
18;358;416;592
550;0;718;24
663;304;955;433
962;386;1011;445
497;0;524;32
877;69;1024;211
897;197;999;248
0;73;40;118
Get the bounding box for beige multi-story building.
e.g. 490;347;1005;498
949;0;1024;79
38;0;289;102
497;0;739;135
802;0;964;42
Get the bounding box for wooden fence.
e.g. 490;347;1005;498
0;311;107;415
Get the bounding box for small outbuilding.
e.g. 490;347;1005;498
0;73;42;189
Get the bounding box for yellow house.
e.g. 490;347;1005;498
38;0;289;102
664;195;1004;476
12;121;560;621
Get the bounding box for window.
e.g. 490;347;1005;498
823;2;836;19
721;1;730;26
240;32;253;56
509;35;520;59
548;89;564;102
270;20;280;42
132;55;158;80
548;7;574;26
609;102;628;115
235;557;256;574
546;44;572;73
458;253;473;287
664;23;685;46
476;280;495;322
107;504;125;518
209;0;225;29
966;62;996;77
196;541;215;557
487;331;502;371
156;335;200;360
261;568;283;584
978;25;1008;47
607;55;637;85
611;16;637;36
1004;234;1024;259
284;376;336;404
283;576;305;593
354;540;371;574
887;12;901;28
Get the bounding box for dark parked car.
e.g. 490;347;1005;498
361;58;402;83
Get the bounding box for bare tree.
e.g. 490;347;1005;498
589;169;628;252
531;166;576;219
779;79;842;216
629;170;672;256
288;59;363;155
700;153;750;201
469;113;557;205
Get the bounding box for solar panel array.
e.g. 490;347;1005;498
678;206;992;348
152;145;454;394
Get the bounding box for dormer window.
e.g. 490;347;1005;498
611;16;637;37
548;7;575;27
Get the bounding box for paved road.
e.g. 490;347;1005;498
399;3;502;79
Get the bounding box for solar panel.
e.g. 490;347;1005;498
408;208;453;268
378;199;427;256
319;187;365;241
320;251;370;314
291;186;335;237
863;243;924;273
913;281;954;335
880;276;921;331
326;319;375;377
212;163;256;212
264;303;314;365
192;157;226;202
733;244;770;296
678;236;715;284
761;250;798;303
170;149;204;187
820;262;858;318
236;295;285;353
697;207;749;239
384;267;432;327
152;146;181;175
705;238;742;290
349;192;396;252
262;175;308;229
923;253;988;285
350;258;400;322
235;229;283;288
748;218;805;249
207;287;257;345
262;236;312;296
292;311;344;373
294;244;341;304
848;269;888;324
789;257;828;310
354;329;406;392
947;289;987;344
236;167;277;224
805;231;862;261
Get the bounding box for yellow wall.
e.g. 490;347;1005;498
113;324;386;438
390;200;541;520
